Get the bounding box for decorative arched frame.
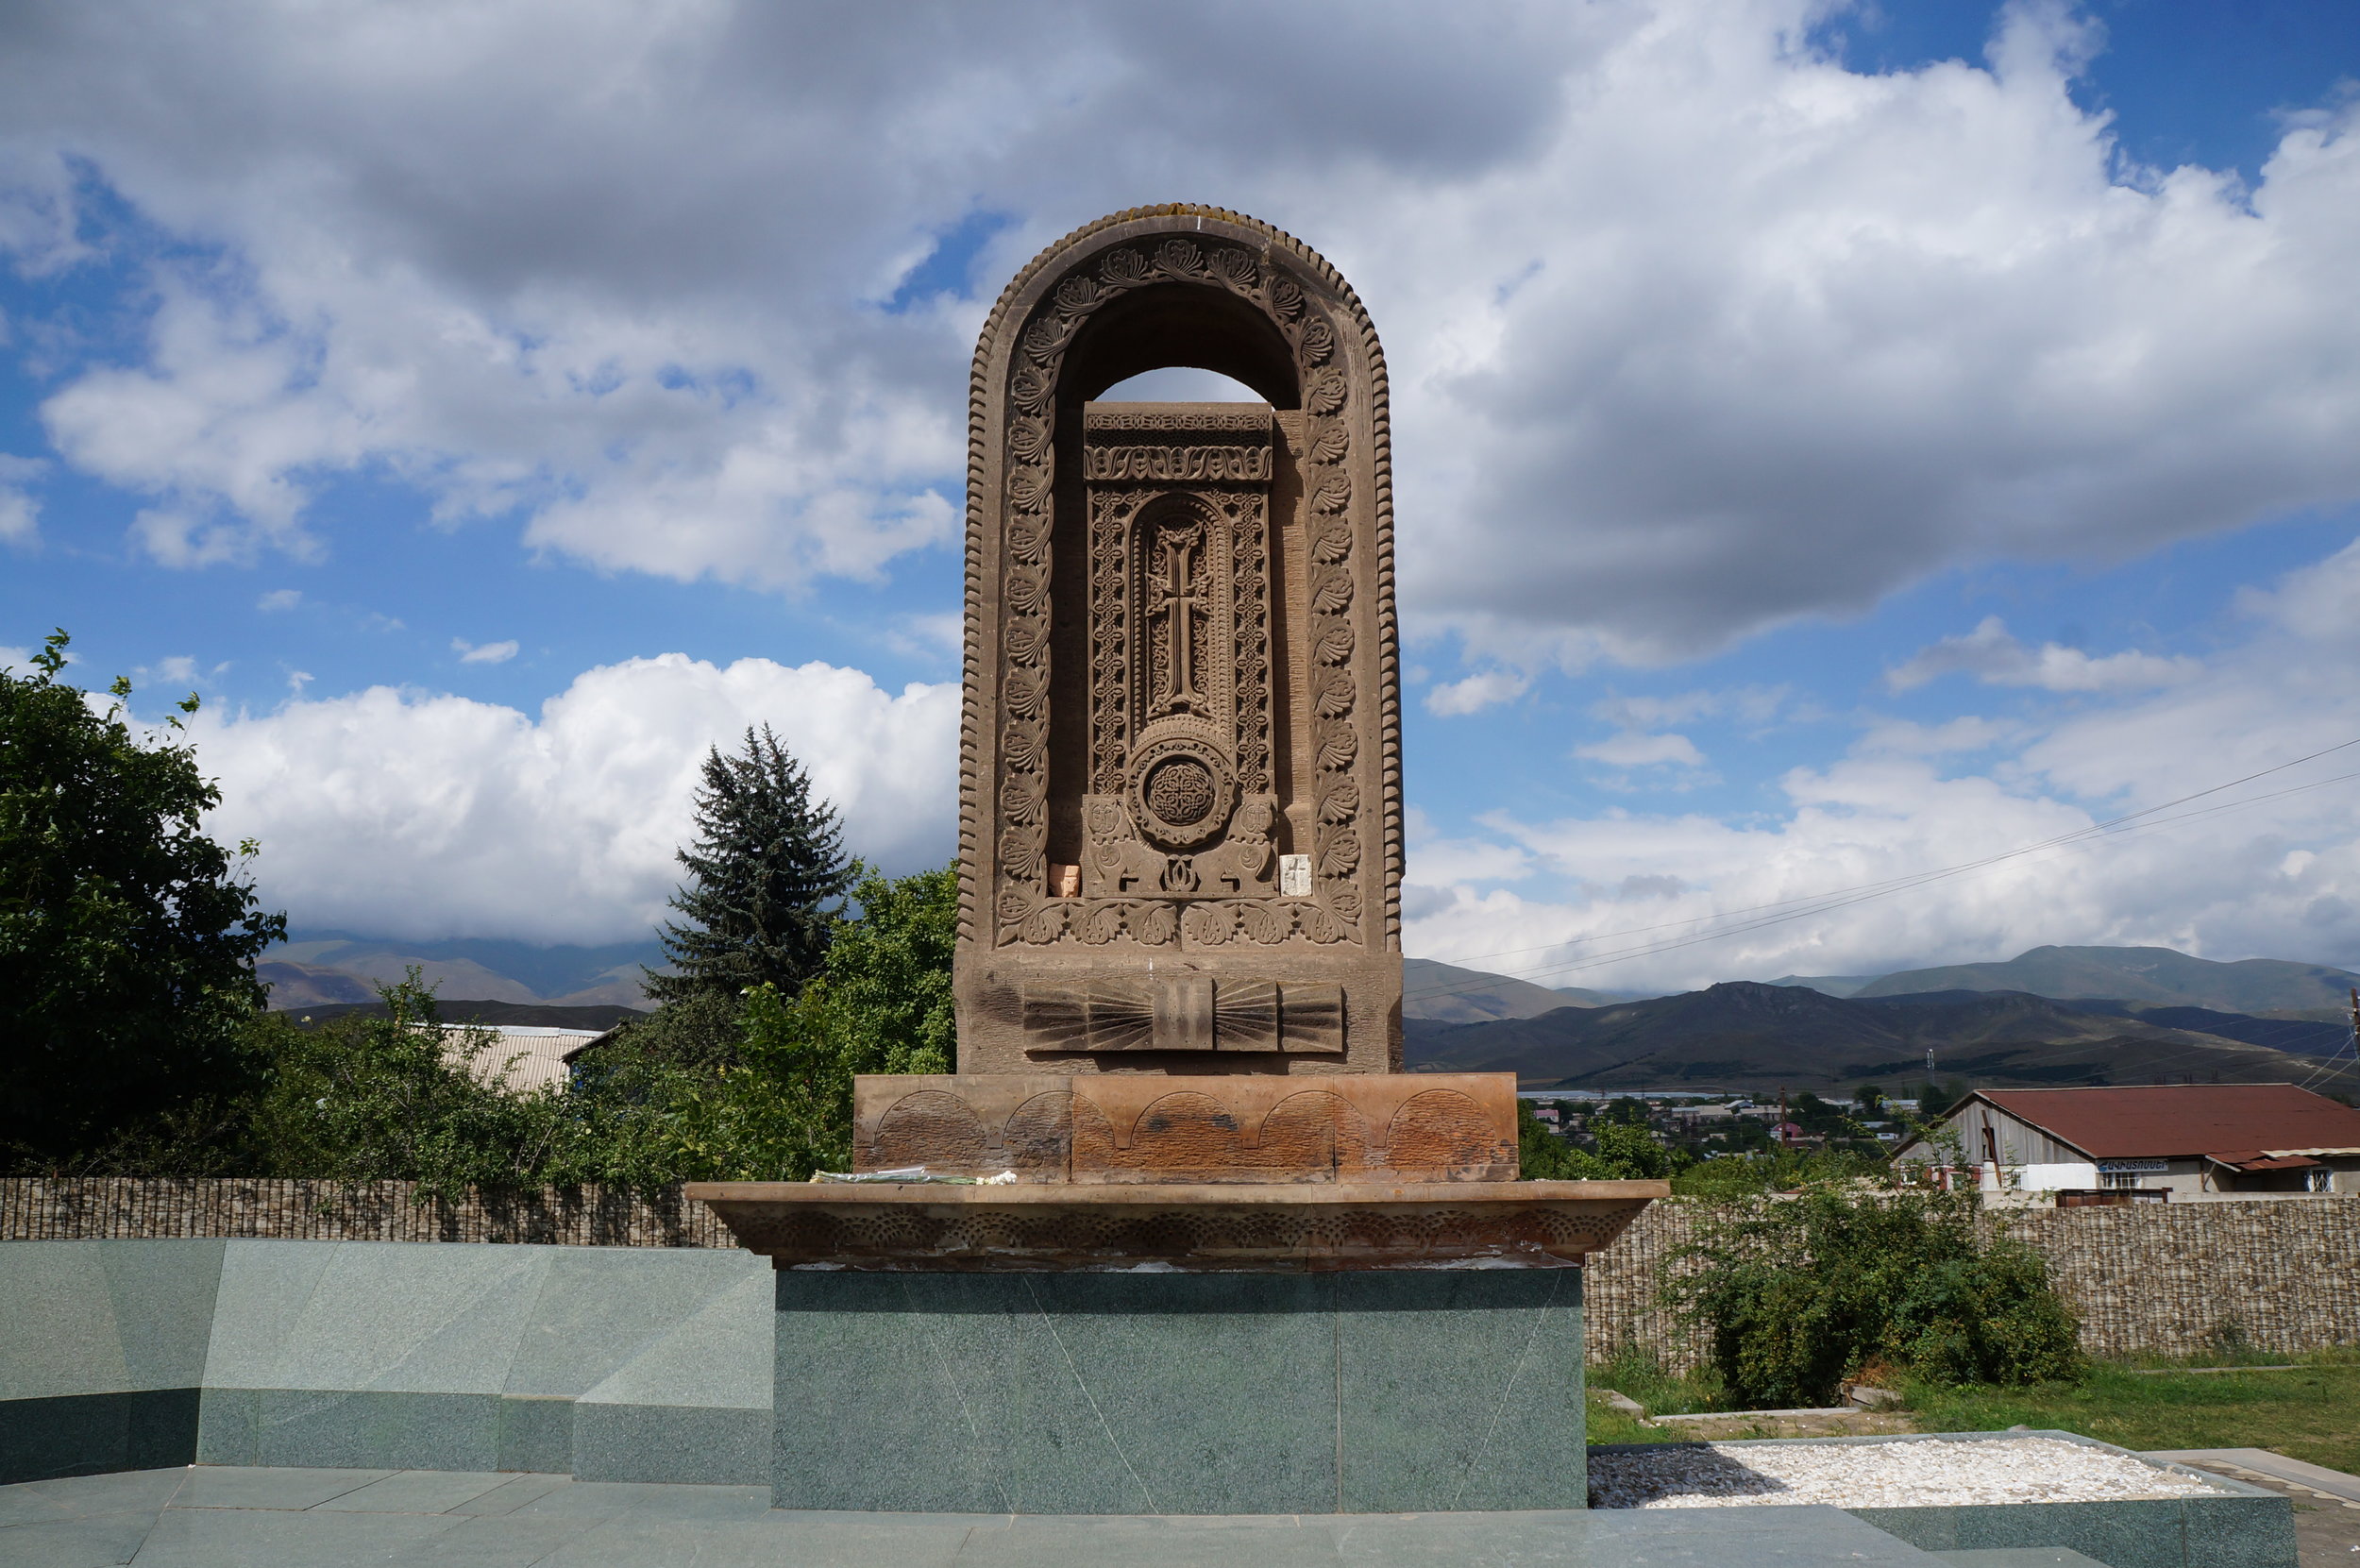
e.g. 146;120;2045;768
955;206;1404;1071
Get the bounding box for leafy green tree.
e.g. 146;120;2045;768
251;978;568;1199
1671;1144;1888;1198
594;988;745;1071
1518;1099;1604;1179
1917;1078;1971;1120
2;632;286;1170
249;975;706;1198
645;726;852;1006
1593;1121;1674;1179
1668;1182;2082;1408
663;863;956;1180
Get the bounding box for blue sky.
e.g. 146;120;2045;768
5;0;2360;992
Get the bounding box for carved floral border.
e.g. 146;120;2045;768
987;234;1361;951
959;209;1403;962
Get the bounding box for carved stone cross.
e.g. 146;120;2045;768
1147;529;1208;716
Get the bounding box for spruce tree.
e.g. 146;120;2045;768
645;727;852;1005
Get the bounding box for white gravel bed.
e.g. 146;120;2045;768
1590;1437;2220;1509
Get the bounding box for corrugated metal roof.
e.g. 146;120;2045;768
428;1025;603;1094
1974;1085;2360;1159
2207;1151;2321;1172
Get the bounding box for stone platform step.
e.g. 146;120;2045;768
2146;1447;2360;1505
0;1467;1956;1566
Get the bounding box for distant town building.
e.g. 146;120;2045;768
1893;1085;2360;1201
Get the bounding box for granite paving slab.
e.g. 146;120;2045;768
0;1507;160;1568
0;1466;1988;1567
124;1503;468;1567
307;1467;519;1512
6;1466;188;1518
2146;1449;2360;1506
173;1464;394;1510
447;1472;573;1515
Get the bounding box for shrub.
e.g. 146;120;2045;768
1668;1183;2082;1408
1519;1099;1605;1179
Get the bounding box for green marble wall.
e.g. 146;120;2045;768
0;1240;770;1485
771;1266;1589;1514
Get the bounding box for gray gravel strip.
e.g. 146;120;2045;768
1590;1437;2219;1509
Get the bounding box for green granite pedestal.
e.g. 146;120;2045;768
771;1267;1586;1515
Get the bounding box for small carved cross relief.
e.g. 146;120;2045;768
1147;525;1210;717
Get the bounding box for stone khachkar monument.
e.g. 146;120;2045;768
952;206;1400;1077
691;208;1660;1516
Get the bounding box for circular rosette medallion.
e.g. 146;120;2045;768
1126;737;1239;851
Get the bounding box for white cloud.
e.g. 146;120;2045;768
1425;668;1530;716
191;653;960;944
130;506;284;570
0;0;2348;652
0;453;43;545
256;588;302;612
1408;536;2360;990
1576;731;1706;767
1886;615;2200;692
1854;714;2019;755
453;637;519;666
1591;686;1790;730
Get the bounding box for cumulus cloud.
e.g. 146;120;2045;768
189;653;959;944
0;453;43;545
1425;668;1530;716
255;588;300;611
453;637;518;666
1408;538;2360;990
0;0;2350;660
1576;731;1706;768
1886;615;2200;692
1591;686;1791;730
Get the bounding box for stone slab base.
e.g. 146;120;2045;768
852;1071;1520;1183
771;1266;1585;1514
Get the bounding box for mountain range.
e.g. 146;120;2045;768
261;935;664;1011
1404;981;2341;1091
260;932;2360;1088
1835;945;2360;1016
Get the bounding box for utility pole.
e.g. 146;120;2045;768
1778;1086;1789;1148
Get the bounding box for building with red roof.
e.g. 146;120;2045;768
1892;1084;2360;1201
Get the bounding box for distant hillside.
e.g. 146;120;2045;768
290;999;650;1030
1766;973;1880;999
2068;1001;2350;1056
1406;980;2326;1089
261;933;666;1010
1849;945;2360;1015
1403;959;1618;1023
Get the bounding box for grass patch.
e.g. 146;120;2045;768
1587;1346;1728;1443
1585;1346;2360;1474
1901;1350;2360;1474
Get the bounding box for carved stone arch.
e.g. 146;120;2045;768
1056;282;1304;409
954;207;1405;1076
